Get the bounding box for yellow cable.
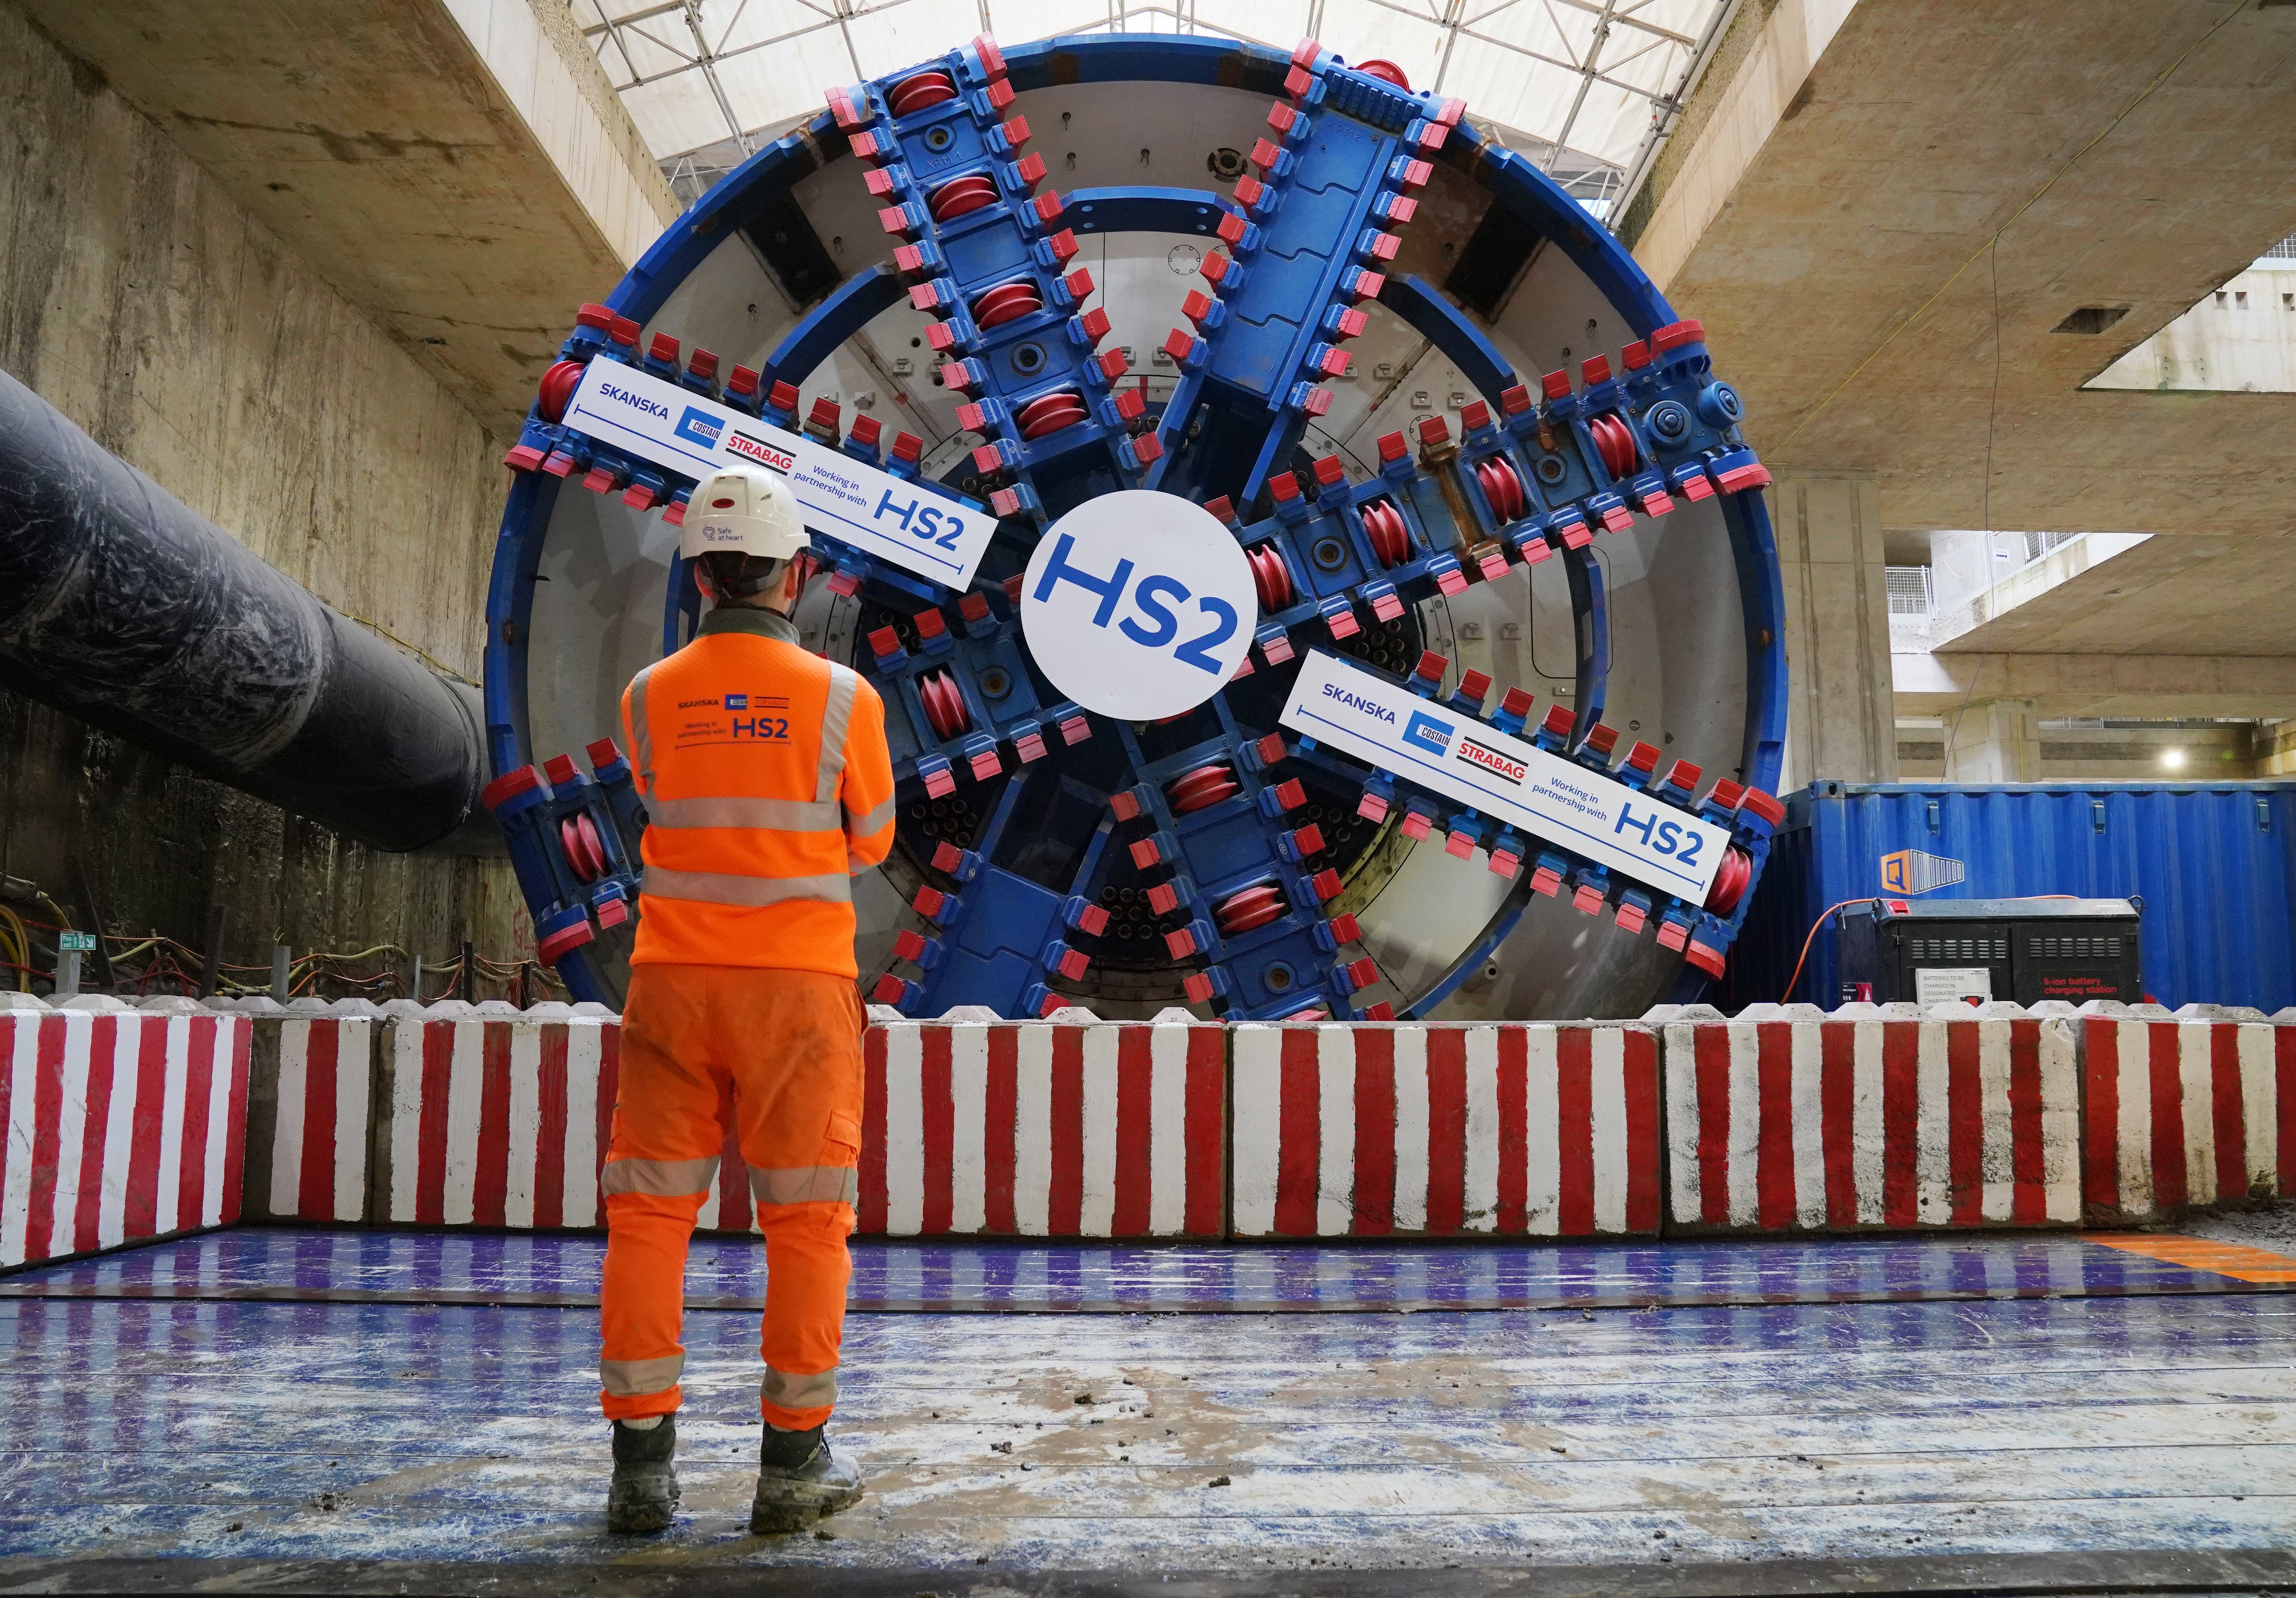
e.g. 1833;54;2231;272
337;612;480;688
0;906;28;990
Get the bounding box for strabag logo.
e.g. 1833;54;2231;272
675;406;723;448
1458;735;1526;785
1320;682;1396;723
727;429;796;474
601;384;670;419
1403;711;1453;757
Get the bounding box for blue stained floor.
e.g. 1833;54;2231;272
1;1226;2276;1312
0;1228;2292;1576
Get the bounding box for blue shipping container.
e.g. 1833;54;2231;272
1728;781;2296;1013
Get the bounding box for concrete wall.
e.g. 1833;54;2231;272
0;3;530;995
1896;719;2263;783
2088;260;2296;396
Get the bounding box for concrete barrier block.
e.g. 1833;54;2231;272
2080;1014;2293;1224
1662;1012;2080;1233
1230;1022;1661;1238
862;1013;1225;1238
0;1008;247;1267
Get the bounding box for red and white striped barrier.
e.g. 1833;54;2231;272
1229;1024;1663;1237
0;1007;248;1267
860;1013;1226;1237
2081;1012;2294;1223
381;1014;630;1230
1660;1006;2081;1232
245;1016;376;1223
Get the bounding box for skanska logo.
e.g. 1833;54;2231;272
1403;711;1452;757
601;384;670;419
1320;682;1396;723
675;406;723;448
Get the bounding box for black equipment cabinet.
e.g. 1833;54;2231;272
1834;898;2142;1006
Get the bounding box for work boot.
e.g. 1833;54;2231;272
606;1414;680;1534
749;1422;863;1534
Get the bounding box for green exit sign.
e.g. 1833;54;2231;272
57;932;95;952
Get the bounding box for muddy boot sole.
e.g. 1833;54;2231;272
749;1460;862;1534
607;1463;680;1534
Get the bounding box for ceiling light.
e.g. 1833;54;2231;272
2161;749;2185;769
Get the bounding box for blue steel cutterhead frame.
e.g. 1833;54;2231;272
482;30;1788;1015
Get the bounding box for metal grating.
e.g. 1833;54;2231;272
570;0;1737;213
1885;566;1933;617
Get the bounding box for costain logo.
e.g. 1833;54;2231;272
1403;711;1452;757
725;693;748;710
1458;736;1525;785
675;406;723;448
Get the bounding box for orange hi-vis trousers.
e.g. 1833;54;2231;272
598;963;865;1431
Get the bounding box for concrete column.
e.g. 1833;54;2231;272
1942;697;2043;783
1772;471;1897;790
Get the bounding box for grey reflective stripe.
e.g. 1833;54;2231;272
843;795;896;839
627;662;661;795
749;1165;860;1208
762;1365;838;1410
601;1155;721;1196
600;1353;684;1397
815;664;858;804
642;868;852;907
648;795;841;831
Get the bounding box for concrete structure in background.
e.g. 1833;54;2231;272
1626;0;2296;775
1772;471;1896;789
2090;249;2296;395
13;0;677;432
0;0;674;988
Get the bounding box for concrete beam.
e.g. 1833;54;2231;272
18;0;680;434
1894;652;2296;721
1635;0;2296;541
1929;532;2296;659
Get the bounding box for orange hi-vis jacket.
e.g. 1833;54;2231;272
619;607;896;975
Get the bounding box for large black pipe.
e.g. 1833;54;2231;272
0;368;485;853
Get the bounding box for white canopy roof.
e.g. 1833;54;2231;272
571;0;1736;211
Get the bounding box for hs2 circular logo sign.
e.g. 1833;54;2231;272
1021;491;1256;721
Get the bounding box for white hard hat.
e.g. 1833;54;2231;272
681;466;806;563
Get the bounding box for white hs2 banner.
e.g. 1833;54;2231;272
563;360;995;588
1279;651;1729;902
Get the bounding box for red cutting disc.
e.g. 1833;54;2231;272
1363;499;1409;566
919;671;970;740
1215;884;1287;936
1017;392;1087;440
1704;846;1752;914
888;72;958;117
536;360;586;425
1473;456;1523;523
1357;60;1411;90
573;814;608;881
929;175;998;222
974;280;1044;328
1590;413;1639;479
1247;544;1293;612
1168;764;1240;814
559;817;601;884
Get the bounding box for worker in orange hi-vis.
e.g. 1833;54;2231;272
598;465;894;1537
